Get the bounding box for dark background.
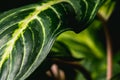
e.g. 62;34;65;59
108;0;120;53
0;0;39;12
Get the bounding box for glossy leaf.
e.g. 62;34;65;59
0;0;104;79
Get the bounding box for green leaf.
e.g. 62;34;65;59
0;0;104;79
56;19;107;79
98;0;116;20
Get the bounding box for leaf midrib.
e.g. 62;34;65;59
0;1;77;80
0;0;68;69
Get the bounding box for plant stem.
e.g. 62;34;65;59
97;13;113;80
104;25;112;80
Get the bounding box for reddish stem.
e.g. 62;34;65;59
97;13;113;80
104;25;112;80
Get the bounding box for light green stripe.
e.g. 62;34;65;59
15;27;35;77
50;6;62;35
89;0;100;19
0;22;17;35
20;16;46;79
82;0;88;19
18;32;26;74
20;0;70;78
28;27;35;53
0;7;36;23
50;6;61;20
86;0;100;23
0;0;68;69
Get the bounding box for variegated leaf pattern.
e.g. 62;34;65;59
0;0;104;80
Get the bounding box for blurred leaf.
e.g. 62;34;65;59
54;19;107;80
56;19;105;59
49;41;83;61
98;0;116;20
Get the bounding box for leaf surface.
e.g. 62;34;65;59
0;0;104;79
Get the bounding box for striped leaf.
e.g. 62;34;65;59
0;0;104;79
